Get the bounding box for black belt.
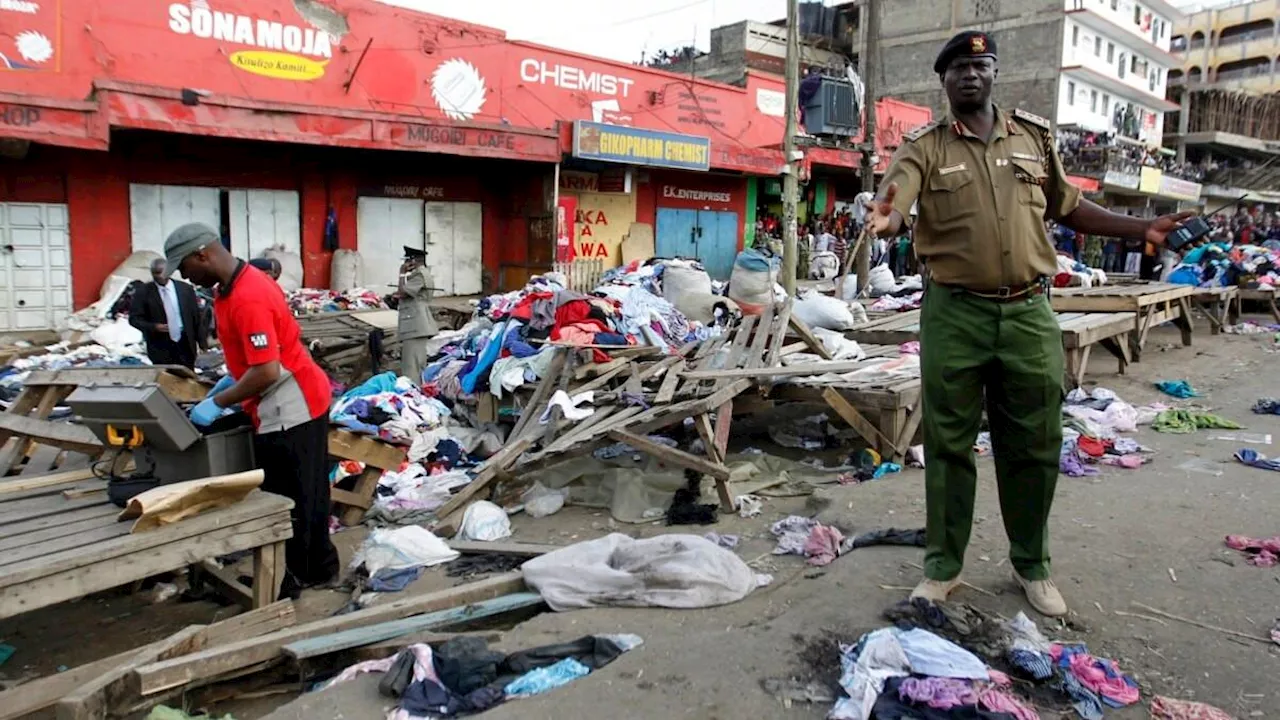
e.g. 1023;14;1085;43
935;278;1047;303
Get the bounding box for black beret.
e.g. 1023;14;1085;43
934;31;997;74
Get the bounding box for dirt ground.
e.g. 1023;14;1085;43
4;318;1280;719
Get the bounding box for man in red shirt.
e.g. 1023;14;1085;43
165;223;339;599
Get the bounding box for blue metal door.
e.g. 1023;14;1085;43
696;210;739;281
655;208;698;259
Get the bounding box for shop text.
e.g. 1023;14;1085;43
0;105;40;127
662;185;731;203
400;124;516;151
520;59;635;98
167;3;333;58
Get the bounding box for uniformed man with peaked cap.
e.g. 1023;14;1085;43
864;30;1194;616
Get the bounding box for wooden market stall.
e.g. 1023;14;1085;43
1048;282;1194;359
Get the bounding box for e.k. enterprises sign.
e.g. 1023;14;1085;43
572;120;710;172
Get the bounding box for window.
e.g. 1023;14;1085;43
1107;42;1114;62
1067;81;1076;105
1111;0;1118;10
1118;53;1127;77
1134;4;1142;24
1095;37;1102;56
1103;93;1111;115
1072;25;1079;47
1131;55;1138;73
1090;89;1098;112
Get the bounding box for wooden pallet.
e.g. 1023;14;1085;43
0;367;207;480
327;429;407;526
1049;281;1194;359
845;310;922;346
1189;286;1241;335
1058;312;1136;389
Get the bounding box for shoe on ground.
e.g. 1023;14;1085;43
1012;571;1068;616
909;576;962;603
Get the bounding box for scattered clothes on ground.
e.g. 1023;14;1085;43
1224;533;1280;567
521;533;765;610
1051;645;1139;708
772;515;848;565
366;566;424;592
444;553;525;579
843;527;926;551
874;462;902;479
804;523;845;566
1272;619;1280;646
1152;409;1242;434
703;531;740;548
736;494;763;517
1150;696;1235;720
350;525;459;577
1252;398;1280;415
1154;380;1198;399
1234;448;1280;473
504;658;591;697
666;473;718;525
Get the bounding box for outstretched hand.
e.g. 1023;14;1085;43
863;183;900;237
1146;210;1197;247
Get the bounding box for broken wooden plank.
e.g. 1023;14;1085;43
446;540;560;557
55;625;208;720
431;436;535;524
763;298;795;369
789;314;834;360
681;360;869;380
509;348;567;442
607;429;731;481
822;387;895;452
653;359;686;404
743;303;775;370
132;573;526;696
327;430;405;471
281;592;545;661
0;414;102;456
0;465;102;496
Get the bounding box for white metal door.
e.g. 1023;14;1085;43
0;203;72;331
226;189;301;258
424;201;482;296
356;197;425;294
129;184;221;259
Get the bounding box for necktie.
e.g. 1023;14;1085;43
160;284;182;342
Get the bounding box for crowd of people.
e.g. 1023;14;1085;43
1056;128;1206;182
1051;206;1280;279
753;202;918;281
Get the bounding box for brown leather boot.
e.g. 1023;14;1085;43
1012;571;1068;616
909;576;962;603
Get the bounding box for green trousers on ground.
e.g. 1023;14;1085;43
919;283;1064;582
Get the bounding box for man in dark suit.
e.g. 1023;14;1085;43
129;258;204;368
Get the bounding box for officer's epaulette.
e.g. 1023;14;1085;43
903;121;942;142
1012;108;1051;132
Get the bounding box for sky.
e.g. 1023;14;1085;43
373;0;790;64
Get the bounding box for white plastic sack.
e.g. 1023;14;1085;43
89;317;144;353
523;482;568;518
670;292;739;326
456;500;512;542
262;245;304;292
662;261;712;305
521;533;761;611
350;525;458;577
331;249;364;291
102;251;162;297
812;326;868;362
809;251;839;281
793;292;858;331
867;265;896;296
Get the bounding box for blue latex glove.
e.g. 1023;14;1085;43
189;397;223;427
207;375;235;398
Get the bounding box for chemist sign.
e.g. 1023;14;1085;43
572;120;710;172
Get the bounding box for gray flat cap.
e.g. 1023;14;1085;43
164;223;219;271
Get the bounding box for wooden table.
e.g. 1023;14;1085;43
1189;286;1241;335
845;310;922;346
1238;286;1280;323
770;345;923;462
1049;282;1194;359
1058;312;1136;389
0;489;292;619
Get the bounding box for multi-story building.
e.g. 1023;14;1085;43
1166;0;1280;208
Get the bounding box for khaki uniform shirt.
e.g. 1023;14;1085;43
881;106;1082;290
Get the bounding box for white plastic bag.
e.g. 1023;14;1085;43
90;317;144;353
331;249;364;291
793;291;858;331
662;261;712;305
728;250;779;315
813;326;868;361
456;500;512;541
523;482;568;518
809;251;839;280
867;265;896;296
350;525;458;576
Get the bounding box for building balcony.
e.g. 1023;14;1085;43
1060;66;1179;112
1066;7;1181;66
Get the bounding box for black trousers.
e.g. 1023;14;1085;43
146;334;197;369
254;415;340;585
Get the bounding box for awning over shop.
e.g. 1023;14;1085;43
1067;175;1100;192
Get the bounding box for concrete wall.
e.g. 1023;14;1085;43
876;0;1066;121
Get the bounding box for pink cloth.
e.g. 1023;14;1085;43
1150;696;1235;720
897;677;978;709
1049;645;1140;707
803;523;845;566
1225;534;1280;567
979;689;1040;720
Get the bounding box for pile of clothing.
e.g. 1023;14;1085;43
1058;388;1158;477
321;634;642;717
1052;255;1107;288
1168;243;1280;289
288;287;388;315
0;343;149;402
831;600;1142;720
870;291;923;312
771;516;924;567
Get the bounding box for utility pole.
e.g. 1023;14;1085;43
856;0;878;294
780;0;800;296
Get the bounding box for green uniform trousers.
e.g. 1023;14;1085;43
919;283;1064;582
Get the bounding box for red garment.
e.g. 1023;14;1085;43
554;299;595;328
1053;272;1074;288
215;263;330;429
1076;436;1111;458
1150;697;1234;720
508;291;553;322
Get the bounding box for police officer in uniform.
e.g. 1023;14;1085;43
397;246;440;384
864;31;1193;616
